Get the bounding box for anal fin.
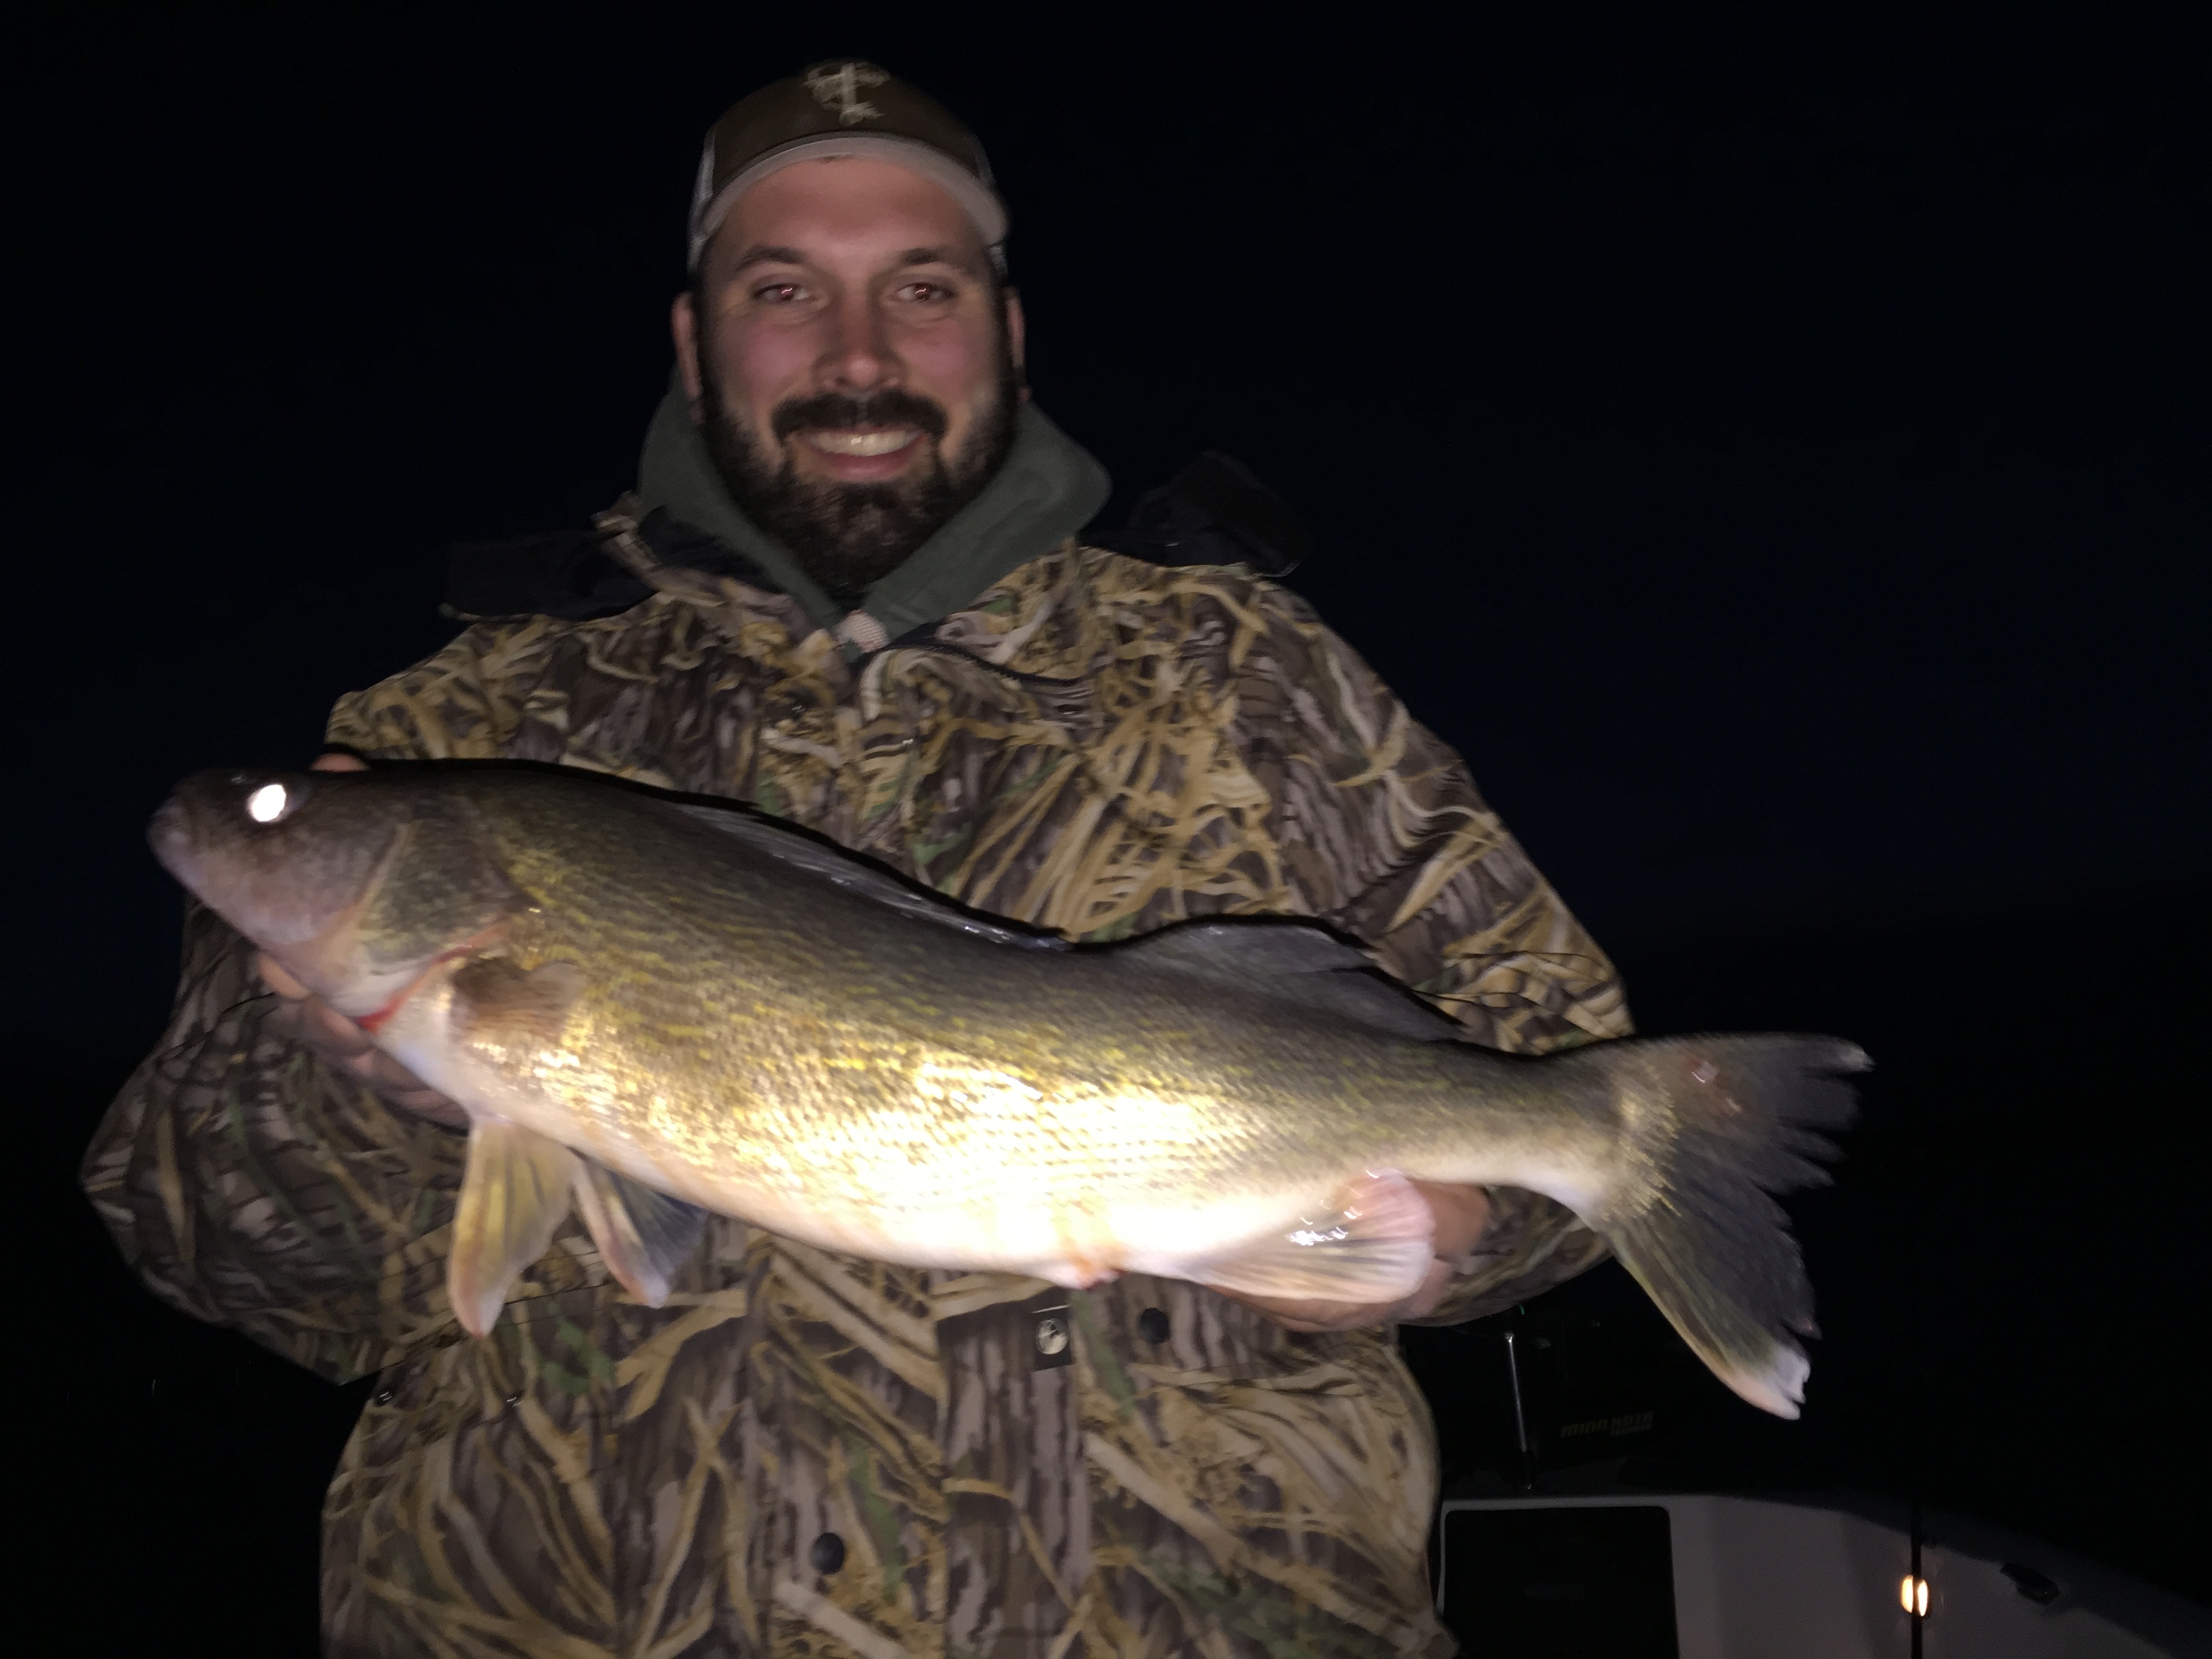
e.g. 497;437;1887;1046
1185;1170;1435;1304
450;1118;583;1338
572;1162;710;1308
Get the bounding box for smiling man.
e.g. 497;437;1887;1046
87;63;1631;1659
678;155;1024;611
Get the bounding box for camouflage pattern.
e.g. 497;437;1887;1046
87;501;1632;1658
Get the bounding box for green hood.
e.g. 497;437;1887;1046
635;384;1111;644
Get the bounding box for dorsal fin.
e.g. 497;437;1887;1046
1115;919;1462;1043
668;800;1068;953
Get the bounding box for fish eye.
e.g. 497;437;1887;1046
245;782;293;824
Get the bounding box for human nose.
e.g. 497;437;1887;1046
819;289;900;394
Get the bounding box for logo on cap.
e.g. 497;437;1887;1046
804;62;888;126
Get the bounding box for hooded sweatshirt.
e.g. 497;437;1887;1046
633;383;1111;648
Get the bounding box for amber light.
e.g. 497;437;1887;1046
1900;1575;1930;1616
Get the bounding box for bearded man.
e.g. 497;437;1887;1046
87;63;1631;1659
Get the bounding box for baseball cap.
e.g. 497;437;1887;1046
689;61;1008;270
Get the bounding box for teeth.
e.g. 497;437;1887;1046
803;428;920;457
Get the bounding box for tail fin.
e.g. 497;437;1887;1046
1586;1033;1866;1418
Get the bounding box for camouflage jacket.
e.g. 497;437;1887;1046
87;504;1631;1659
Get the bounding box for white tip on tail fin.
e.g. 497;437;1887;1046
1721;1344;1812;1420
1570;1034;1864;1418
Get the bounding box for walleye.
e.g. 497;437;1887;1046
150;764;1862;1416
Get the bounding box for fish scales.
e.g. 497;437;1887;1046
151;763;1864;1416
494;823;1572;1251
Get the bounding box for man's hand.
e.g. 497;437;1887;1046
1221;1181;1494;1332
254;754;469;1130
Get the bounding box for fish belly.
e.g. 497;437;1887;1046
390;975;1430;1283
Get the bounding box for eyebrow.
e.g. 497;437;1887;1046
728;245;812;274
890;245;987;276
726;243;987;277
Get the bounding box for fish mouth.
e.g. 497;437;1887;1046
147;794;197;885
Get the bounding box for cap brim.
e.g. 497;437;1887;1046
691;133;1008;268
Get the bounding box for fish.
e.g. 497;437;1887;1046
149;762;1864;1416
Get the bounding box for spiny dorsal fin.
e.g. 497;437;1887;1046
668;801;1068;953
1116;920;1462;1043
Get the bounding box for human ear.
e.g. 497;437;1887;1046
671;292;705;419
1003;287;1029;401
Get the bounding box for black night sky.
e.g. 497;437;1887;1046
11;5;2208;1650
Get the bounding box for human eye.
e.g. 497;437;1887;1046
893;279;958;305
752;281;808;305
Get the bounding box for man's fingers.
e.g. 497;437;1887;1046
351;1046;432;1094
1415;1181;1494;1266
255;928;466;1125
345;1049;467;1127
1221;1182;1492;1330
310;752;369;773
323;1018;468;1124
256;951;310;1001
1396;1258;1458;1322
388;1090;471;1130
309;1000;379;1058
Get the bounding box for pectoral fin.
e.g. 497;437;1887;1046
1185;1170;1436;1305
449;956;587;1054
449;1118;582;1338
571;1162;710;1308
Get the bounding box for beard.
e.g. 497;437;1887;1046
697;350;1021;610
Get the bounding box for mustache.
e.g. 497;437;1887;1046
771;390;949;443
